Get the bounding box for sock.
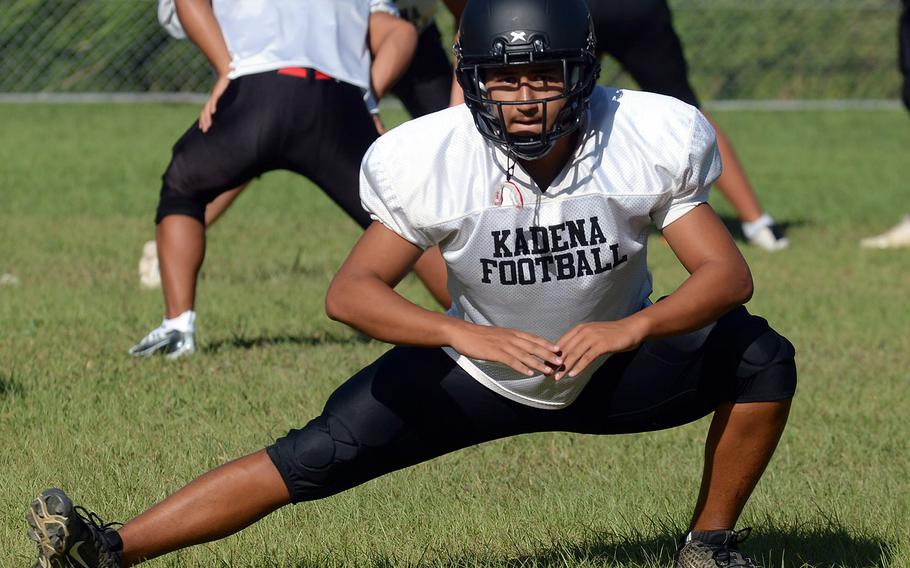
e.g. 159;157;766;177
162;309;195;333
741;213;774;240
684;528;734;546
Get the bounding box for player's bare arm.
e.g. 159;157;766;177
326;222;561;376
368;11;418;100
556;203;753;379
174;0;231;132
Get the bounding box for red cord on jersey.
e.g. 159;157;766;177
494;180;524;208
498;151;523;207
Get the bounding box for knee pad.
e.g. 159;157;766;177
267;414;361;503
735;328;797;402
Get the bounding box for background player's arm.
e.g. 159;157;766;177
175;0;231;132
368;12;418;101
326;223;562;376
555;204;753;379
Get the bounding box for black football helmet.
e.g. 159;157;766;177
454;0;600;160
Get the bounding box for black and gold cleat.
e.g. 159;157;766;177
676;528;756;568
27;488;123;568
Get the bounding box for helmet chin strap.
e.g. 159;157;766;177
505;148;516;182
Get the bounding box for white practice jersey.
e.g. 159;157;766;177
360;87;722;409
211;0;396;88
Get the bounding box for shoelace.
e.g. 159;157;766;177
75;506;122;532
74;506;123;562
707;528;753;567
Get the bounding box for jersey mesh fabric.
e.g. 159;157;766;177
360;87;722;409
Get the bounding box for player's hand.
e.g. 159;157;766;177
448;322;562;377
372;114;387;135
553;319;648;380
199;74;231;133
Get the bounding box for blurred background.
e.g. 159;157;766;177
0;0;903;104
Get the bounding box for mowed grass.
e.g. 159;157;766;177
0;102;908;567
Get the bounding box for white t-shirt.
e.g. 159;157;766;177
210;0;396;88
360;87;722;409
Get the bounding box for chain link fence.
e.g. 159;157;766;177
0;0;903;100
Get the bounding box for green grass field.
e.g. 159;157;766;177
1;103;908;567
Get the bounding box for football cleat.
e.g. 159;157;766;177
676;528;756;568
745;224;789;252
27;488;123;568
128;325;195;359
860;215;910;249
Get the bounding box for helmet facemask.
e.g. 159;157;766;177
456;32;599;161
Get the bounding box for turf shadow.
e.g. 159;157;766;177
306;525;890;567
718;215;808;242
0;371;26;400
646;216;808;243
492;525;891;568
202;332;371;353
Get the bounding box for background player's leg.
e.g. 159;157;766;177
204;182;249;228
117;451;289;566
138;183;248;291
595;0;787;250
688;400;791;530
156;215;206;319
704;113;763;223
131;75;272;357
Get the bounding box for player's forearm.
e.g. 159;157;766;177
626;259;753;341
175;0;231;77
369;13;418;99
325;274;459;347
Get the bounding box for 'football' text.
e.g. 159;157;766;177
479;217;627;285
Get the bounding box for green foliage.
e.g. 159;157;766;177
1;104;909;566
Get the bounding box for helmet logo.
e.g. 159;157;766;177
509;31;528;43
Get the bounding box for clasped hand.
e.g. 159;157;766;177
449;319;647;380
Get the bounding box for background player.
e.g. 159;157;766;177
130;0;449;359
860;0;910;249
587;0;790;252
27;1;795;567
382;0;467;119
177;0;469;225
139;0;424;288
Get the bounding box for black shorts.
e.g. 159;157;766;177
156;70;378;227
391;23;453;118
267;306;796;503
589;0;700;107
